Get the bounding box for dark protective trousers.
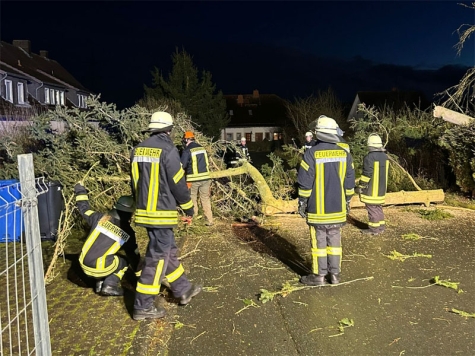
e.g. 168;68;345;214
134;228;191;310
309;225;342;275
365;204;385;233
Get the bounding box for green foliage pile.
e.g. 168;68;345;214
349;104;449;191
260;152;297;200
439;121;475;197
143;49;229;139
416;208;454;221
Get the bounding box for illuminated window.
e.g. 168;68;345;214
17;82;25;104
5;80;13;102
45;88;50;104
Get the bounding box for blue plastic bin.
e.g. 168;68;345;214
0;179;23;243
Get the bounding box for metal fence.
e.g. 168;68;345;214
0;154;52;356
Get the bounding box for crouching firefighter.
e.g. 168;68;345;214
297;115;355;285
75;183;141;296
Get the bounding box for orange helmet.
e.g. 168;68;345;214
183;131;195;139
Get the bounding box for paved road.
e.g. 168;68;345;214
166;207;475;356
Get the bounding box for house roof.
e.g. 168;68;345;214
0;41;90;92
224;93;288;127
356;90;430;111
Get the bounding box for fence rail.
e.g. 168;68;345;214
0;154;52;356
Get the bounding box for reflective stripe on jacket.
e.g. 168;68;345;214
297;142;355;226
181;141;211;182
131;133;193;228
360;151;389;205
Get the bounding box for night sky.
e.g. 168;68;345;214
1;1;474;108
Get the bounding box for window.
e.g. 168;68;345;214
245;133;252;142
55;90;60;105
226;133;233;141
17;82;25;104
5;80;13;102
78;94;88;108
45;88;50;104
273;133;279;140
236;132;242;141
50;89;55;105
60;91;65;106
255;132;263;142
265;132;271;141
248;110;252;116
229;110;234;116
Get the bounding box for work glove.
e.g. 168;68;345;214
183;207;194;218
346;196;352;215
298;197;308;218
74;182;87;195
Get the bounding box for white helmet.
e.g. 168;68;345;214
316;115;338;134
305;131;313;137
143;111;174;132
367;133;383;148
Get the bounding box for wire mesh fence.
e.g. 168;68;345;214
0;154;52;356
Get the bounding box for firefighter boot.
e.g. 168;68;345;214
300;274;326;286
100;283;124;296
179;284;203;305
95;280;104;294
330;273;340;284
133;306;166;321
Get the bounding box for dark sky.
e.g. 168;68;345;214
1;1;474;108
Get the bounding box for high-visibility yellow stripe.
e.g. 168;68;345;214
360;195;385;204
360;175;370;183
134;216;178;226
385;161;390;191
299;189;311;198
80;256;119;278
372;161;380;197
180;200;193;210
114;265;128;280
136;282;160;295
368;221;380;227
76;195;88;201
300;160;309;171
166;264;184;283
132;161;139;194
99;242;120;269
153;259;165;287
81;229;101;259
173;168;184;183
327;246;342;255
135;209;178;217
187;172;211;181
85;210;94;216
345;189;354;196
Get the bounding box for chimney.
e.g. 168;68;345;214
13;40;31;54
252;89;259;99
40;50;49;58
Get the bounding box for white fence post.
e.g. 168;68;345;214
17;154;52;356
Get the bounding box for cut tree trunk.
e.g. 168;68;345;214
211;162;445;215
433;106;474;125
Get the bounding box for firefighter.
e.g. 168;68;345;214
303;131;316;151
181;131;214;226
358;133;389;235
74;183;141;296
130;111;202;321
238;137;251;161
297;115;355;285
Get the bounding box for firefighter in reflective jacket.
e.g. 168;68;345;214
130;111;202;321
297;115;355;286
75;183;140;296
358;133;389;235
181;131;214;226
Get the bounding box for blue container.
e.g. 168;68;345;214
0;179;23;243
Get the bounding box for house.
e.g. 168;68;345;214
347;90;431;121
0;40;92;121
221;90;288;143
